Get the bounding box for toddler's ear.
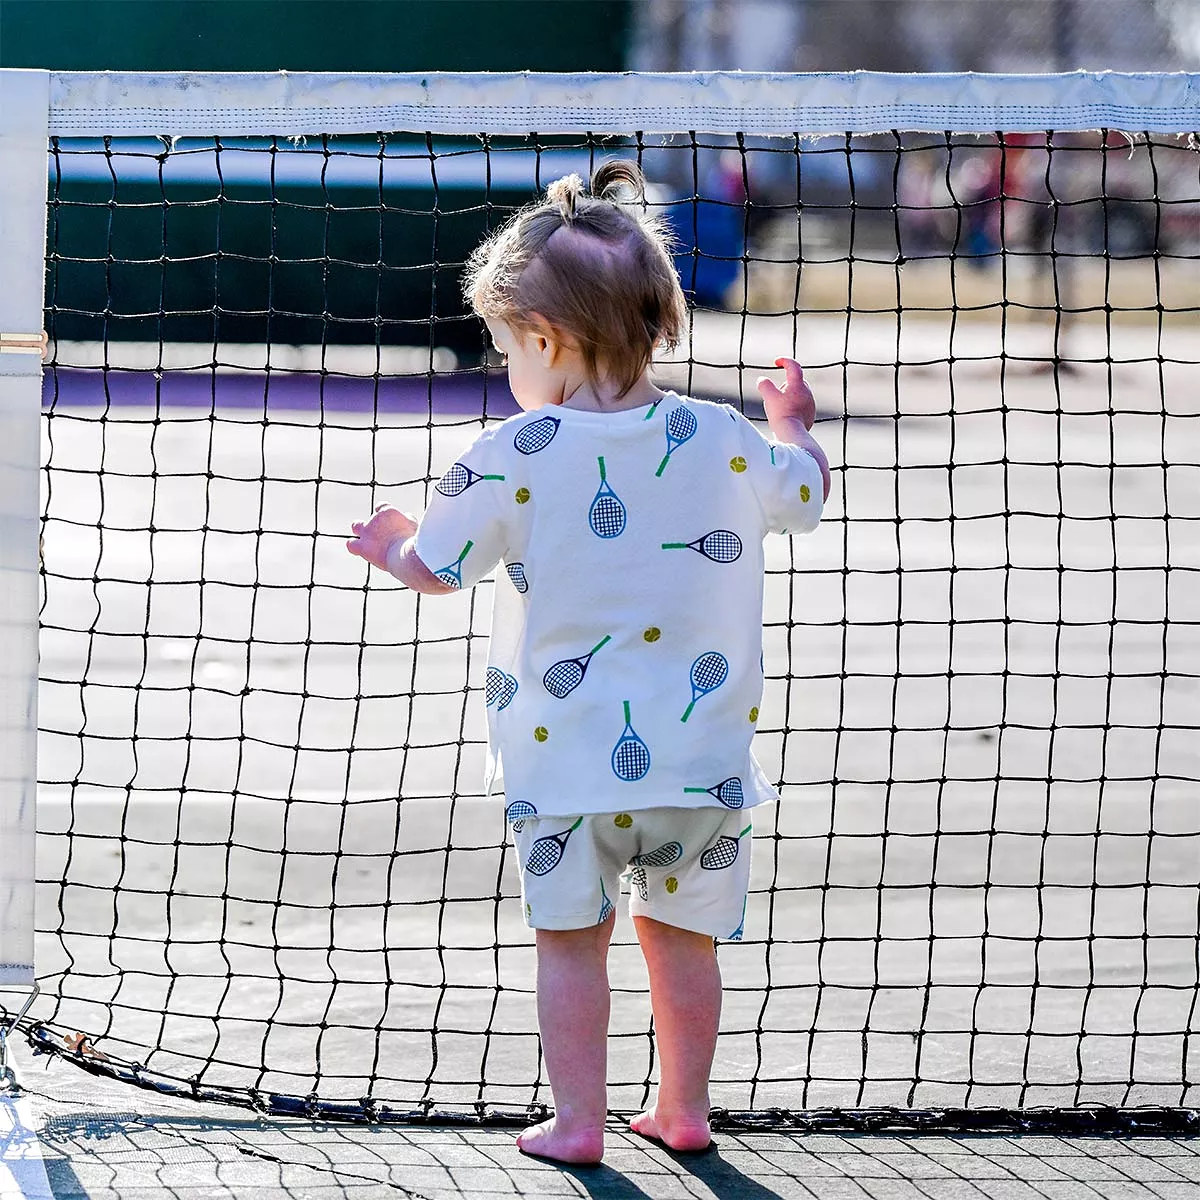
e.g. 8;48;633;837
528;312;573;362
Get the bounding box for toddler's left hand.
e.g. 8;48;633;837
757;357;815;431
347;504;418;571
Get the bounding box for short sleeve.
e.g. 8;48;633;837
413;426;511;590
734;412;825;536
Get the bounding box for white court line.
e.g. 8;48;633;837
0;1094;53;1200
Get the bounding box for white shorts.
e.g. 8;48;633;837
512;806;753;940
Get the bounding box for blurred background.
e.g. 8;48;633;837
4;0;1198;351
3;0;1198;74
631;0;1200;72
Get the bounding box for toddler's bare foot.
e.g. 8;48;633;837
629;1107;712;1153
516;1116;604;1164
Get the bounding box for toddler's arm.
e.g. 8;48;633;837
756;357;831;501
346;504;454;594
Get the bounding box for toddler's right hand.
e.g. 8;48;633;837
757;357;816;432
346;504;419;572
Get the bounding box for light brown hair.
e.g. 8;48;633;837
463;160;687;399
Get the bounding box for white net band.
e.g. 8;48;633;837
39;68;1200;137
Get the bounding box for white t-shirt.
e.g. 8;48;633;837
412;394;824;819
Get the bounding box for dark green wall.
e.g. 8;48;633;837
0;0;631;71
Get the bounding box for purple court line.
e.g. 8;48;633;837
43;367;522;418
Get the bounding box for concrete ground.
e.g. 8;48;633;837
3;1038;1199;1200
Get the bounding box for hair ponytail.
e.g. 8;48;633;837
546;173;584;224
546;162;645;219
464;158;686;399
591;160;645;205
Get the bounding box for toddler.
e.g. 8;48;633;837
347;161;830;1164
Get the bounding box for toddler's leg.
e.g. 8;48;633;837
516;913;615;1164
629;916;720;1152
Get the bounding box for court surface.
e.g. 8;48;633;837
4;1037;1200;1200
13;303;1199;1190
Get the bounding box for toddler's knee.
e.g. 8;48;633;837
633;914;717;950
536;913;615;953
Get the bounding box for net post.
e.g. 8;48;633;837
0;69;49;998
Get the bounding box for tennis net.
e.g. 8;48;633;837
9;70;1200;1129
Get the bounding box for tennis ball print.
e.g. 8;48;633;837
613;813;633;829
533;726;549;742
800;483;811;503
729;456;747;473
644;627;661;643
665;876;678;894
515;487;531;504
749;706;759;723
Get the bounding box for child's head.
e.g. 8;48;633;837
464;161;686;403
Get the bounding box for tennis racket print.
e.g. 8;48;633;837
505;800;537;831
435;463;506;497
611;701;650;782
598;877;614;922
680;651;729;722
631;841;683;869
729;897;747;941
661;529;743;563
542;635;611;698
655;405;698;476
434;540;474;589
700;824;752;870
526;816;583;876
588;457;626;538
485;667;518;710
513;414;560;454
506;562;529;593
684;777;745;809
629;865;649;901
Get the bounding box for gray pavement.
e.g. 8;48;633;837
4;1040;1199;1200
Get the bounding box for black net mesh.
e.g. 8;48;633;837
27;126;1200;1124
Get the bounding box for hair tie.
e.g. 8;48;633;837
546;174;584;223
